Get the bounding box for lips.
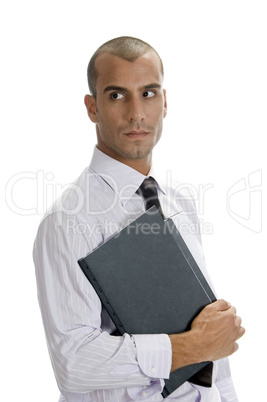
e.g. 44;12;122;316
124;130;149;139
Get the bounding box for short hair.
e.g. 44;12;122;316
87;36;164;97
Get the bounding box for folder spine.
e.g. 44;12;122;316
78;258;126;334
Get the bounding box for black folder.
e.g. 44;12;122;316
78;207;216;397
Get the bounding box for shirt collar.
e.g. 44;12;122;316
89;146;166;206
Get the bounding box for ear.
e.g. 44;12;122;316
163;89;167;118
84;94;98;123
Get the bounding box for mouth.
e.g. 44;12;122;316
124;130;150;139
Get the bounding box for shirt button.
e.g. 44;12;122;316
141;391;147;397
151;367;156;374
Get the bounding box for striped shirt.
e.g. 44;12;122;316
33;146;238;401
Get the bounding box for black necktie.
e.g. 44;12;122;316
136;176;165;219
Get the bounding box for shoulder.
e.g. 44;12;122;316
34;166;93;239
33;166;108;252
38;165;101;224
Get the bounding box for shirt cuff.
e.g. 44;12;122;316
132;334;172;380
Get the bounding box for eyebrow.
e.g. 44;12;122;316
103;83;162;94
103;85;127;94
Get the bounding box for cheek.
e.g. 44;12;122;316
97;109;111;129
152;99;166;120
99;107;120;127
97;113;120;142
154;108;165;128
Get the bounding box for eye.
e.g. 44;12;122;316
143;91;155;98
111;92;124;100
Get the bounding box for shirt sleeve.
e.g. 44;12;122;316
33;211;172;395
214;358;239;402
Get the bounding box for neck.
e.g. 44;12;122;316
96;145;152;175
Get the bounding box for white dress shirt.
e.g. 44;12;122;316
33;146;238;401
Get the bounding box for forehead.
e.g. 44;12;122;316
94;51;163;93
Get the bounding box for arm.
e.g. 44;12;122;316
169;299;245;372
33;212;172;395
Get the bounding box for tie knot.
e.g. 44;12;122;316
137;177;164;219
137;177;158;199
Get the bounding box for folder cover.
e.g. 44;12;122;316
78;207;216;397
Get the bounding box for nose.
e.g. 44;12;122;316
126;97;145;123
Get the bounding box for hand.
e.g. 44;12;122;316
190;299;245;361
169;299;245;372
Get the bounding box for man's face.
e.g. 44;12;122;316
85;51;167;169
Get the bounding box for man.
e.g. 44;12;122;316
33;36;245;401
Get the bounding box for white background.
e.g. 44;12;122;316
1;1;266;401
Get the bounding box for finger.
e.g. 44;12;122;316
234;327;245;354
236;325;246;341
213;299;232;311
234;342;239;352
229;306;237;316
235;315;242;327
234;315;244;339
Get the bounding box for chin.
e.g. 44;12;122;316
120;147;153;160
